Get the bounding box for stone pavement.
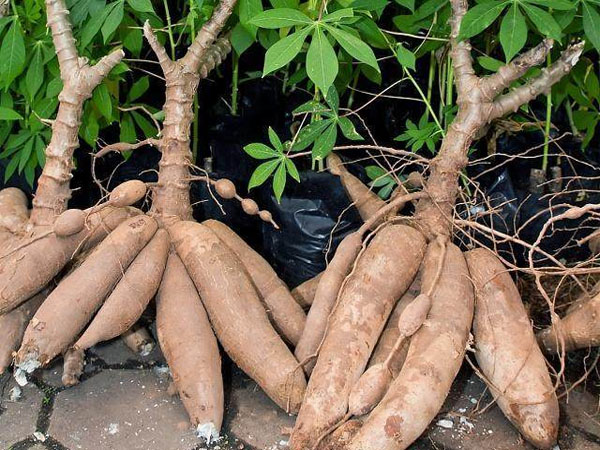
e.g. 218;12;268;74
1;338;599;450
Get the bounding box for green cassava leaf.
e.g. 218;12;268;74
459;0;507;39
239;0;263;38
396;43;415;69
326;25;379;71
582;2;600;50
127;76;149;103
248;158;280;189
0;107;23;121
522;3;562;40
126;0;154;13
263;27;311;75
273;161;286;201
312;122;337;159
0;19;26;88
306;27;338;94
500;4;527;61
249;8;313;28
26;47;44;99
338;117;362;140
101;0;124;43
268;127;284;152
244;142;279;159
285;157;300;182
93;83;113;121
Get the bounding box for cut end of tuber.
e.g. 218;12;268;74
14;355;41;386
196;422;220;444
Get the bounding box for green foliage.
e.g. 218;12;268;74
244;127;301;202
249;4;380;94
243;0;599;200
365;165;398;199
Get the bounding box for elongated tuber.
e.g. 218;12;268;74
294;231;363;373
345;243;473;450
156;252;224;441
204;219;306;345
466;248;558;449
16;215;158;370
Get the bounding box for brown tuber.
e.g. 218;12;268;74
53;209;86;237
214;179;237;199
241;198;259;215
466;249;559;449
109;180;147;207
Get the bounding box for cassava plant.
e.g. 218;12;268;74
0;0;137;375
11;0;309;442
285;0;584;449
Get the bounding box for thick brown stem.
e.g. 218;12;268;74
414;0;582;239
143;23;232;222
31;0;123;226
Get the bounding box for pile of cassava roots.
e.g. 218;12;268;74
1;0;598;449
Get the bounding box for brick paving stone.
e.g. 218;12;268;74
225;370;295;450
0;375;43;448
425;373;600;450
562;388;600;437
426;373;534;450
48;369;200;450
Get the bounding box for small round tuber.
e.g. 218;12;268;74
214;179;237;199
397;293;431;337
406;171;424;189
109;180;147;207
241;198;259;215
54;209;86;237
259;210;273;223
348;363;393;416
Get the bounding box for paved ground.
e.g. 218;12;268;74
1;338;599;450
